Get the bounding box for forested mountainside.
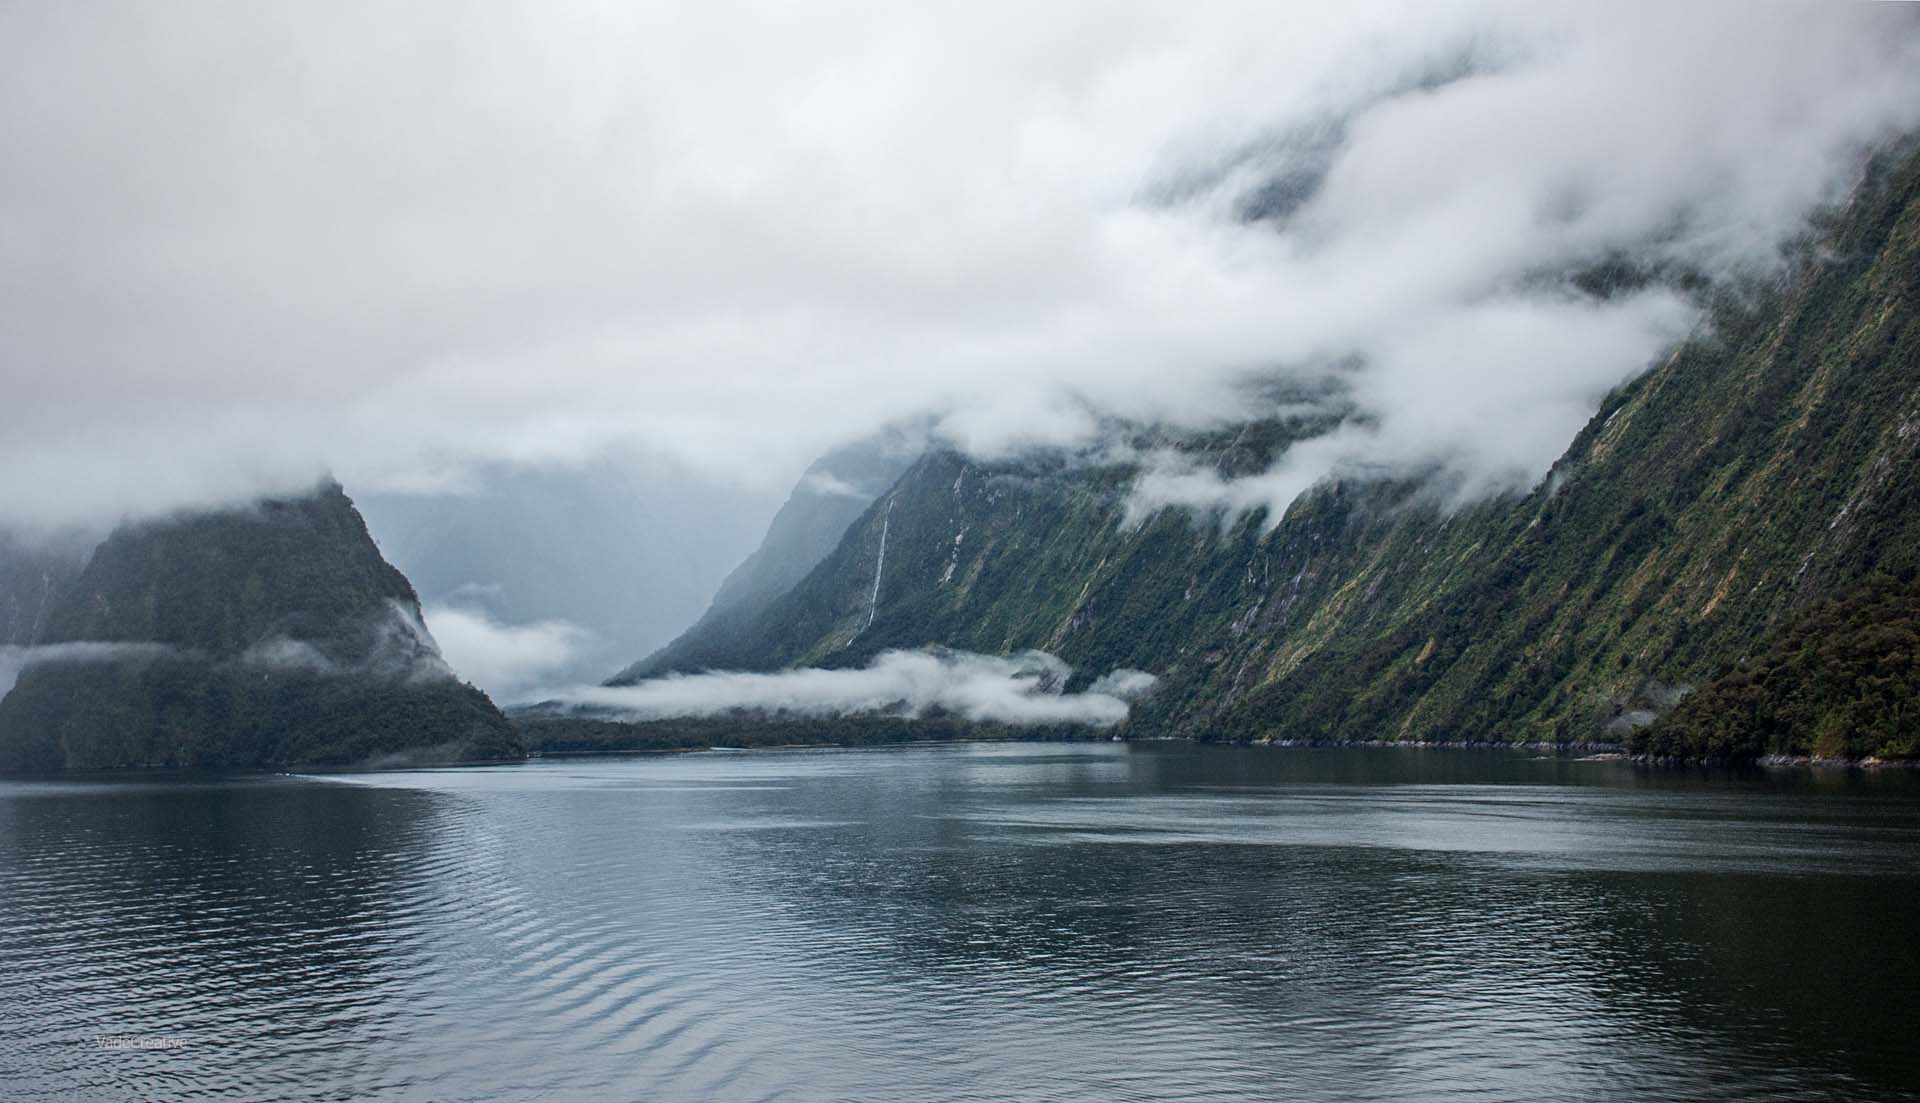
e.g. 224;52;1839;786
0;531;88;647
617;431;920;681
625;148;1920;760
1650;574;1919;761
0;483;519;771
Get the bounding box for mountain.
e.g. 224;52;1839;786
0;482;520;771
355;456;789;689
0;530;89;647
1649;573;1919;761
613;430;921;681
618;147;1920;761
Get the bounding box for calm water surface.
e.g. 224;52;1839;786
1;742;1917;1101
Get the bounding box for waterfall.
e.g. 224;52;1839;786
863;498;894;633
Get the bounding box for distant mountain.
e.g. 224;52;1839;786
355;456;788;688
613;431;921;682
631;147;1920;761
0;482;519;771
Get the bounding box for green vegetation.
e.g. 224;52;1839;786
0;482;520;772
1641;573;1920;761
0;657;516;771
627;146;1920;761
44;482;423;655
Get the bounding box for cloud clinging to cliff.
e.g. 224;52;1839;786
1;2;1917;528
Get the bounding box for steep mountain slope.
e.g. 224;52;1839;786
615;432;920;681
1650;574;1919;761
0;531;88;647
630;148;1920;759
0;482;519;771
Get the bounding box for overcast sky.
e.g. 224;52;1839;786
3;1;1918;532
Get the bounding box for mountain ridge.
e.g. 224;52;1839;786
0;482;521;771
614;431;921;682
608;145;1920;761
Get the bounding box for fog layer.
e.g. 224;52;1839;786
2;4;1915;530
541;649;1156;728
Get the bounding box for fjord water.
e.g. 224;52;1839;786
2;745;1916;1102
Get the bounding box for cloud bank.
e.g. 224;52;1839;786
0;603;474;701
539;648;1156;728
240;600;458;684
0;642;180;699
0;3;1917;529
422;602;591;699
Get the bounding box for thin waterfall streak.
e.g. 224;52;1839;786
863;498;894;634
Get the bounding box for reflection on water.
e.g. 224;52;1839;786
1;743;1916;1101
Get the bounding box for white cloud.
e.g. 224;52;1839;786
424;603;591;700
798;472;871;500
541;648;1156;728
242;600;457;684
0;3;1914;529
238;637;338;675
1087;668;1161;700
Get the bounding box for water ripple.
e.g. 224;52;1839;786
1;744;1917;1101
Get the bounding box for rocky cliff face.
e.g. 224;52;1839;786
0;482;520;771
622;148;1920;760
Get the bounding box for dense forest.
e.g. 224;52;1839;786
0;483;519;771
1643;573;1920;761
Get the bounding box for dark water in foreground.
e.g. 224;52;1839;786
2;743;1917;1102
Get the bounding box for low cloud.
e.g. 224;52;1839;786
423;602;592;700
0;4;1916;530
240;600;457;684
0;642;180;699
0;603;464;702
1124;293;1698;526
239;637;338;674
1086;668;1160;699
798;472;872;500
540;648;1156;728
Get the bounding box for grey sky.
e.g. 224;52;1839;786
355;452;789;691
2;2;1917;533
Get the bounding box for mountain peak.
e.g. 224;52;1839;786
0;483;519;771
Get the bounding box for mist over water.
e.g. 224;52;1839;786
547;648;1156;725
3;743;1916;1102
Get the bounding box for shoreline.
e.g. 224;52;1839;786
1240;736;1919;769
516;725;1919;771
6;732;1914;779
